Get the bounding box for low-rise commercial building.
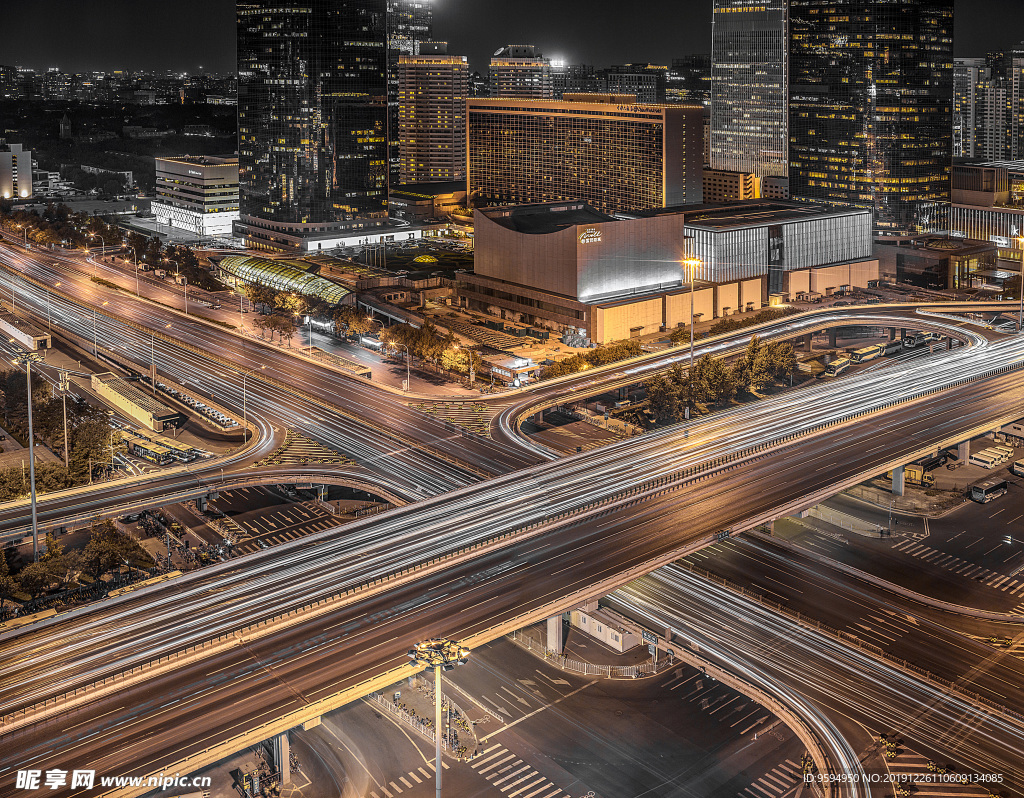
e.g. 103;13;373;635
151;155;239;237
388;182;467;223
947;160;1024;261
874;235;998;290
91;373;180;431
459;200;878;344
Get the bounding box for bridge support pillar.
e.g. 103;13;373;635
301;716;321;731
534;409;543;424
196;496;207;512
891;465;905;496
828;328;838;348
802;333;813;351
889;327;897;340
618;386;628;400
958;441;970;463
546;614;565;656
947;337;953;350
272;732;291;785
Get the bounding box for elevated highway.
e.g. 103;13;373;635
1;326;1023;795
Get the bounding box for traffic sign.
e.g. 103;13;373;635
640;629;657;645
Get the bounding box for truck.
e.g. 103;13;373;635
154;268;167;278
886;465;935;487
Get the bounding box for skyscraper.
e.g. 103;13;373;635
387;0;433;183
236;1;430;251
489;46;553;99
398;42;468;184
954;50;1024;161
710;0;788;179
789;0;954;235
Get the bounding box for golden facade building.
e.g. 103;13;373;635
467;94;704;215
397;43;468;184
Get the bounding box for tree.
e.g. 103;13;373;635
83;520;145;579
17;561;54;597
0;551;16;612
39;531;65;564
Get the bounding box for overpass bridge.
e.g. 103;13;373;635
1;327;1023;797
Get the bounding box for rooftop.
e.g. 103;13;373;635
155;155;238;166
636;200;870;230
478;202;614;235
389;181;466;200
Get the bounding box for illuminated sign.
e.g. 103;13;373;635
578;227;602;244
991;235;1010;247
187;169;202;177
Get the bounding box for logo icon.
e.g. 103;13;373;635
578;227;602;244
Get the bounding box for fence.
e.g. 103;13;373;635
507;628;667;679
367;692;472;760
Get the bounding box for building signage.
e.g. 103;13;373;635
990;235;1010;247
578;227;602;244
640;629;657;645
187;169;202;177
615;105;649;114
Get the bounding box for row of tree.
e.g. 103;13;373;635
0;523;153;606
123;233;222;291
645;336;796;423
0;201;122;249
380;322;481;376
541;339;643;380
668;306;801;345
0;370;119;498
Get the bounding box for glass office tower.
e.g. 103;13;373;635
710;0;788;179
789;0;954;235
237;1;429;250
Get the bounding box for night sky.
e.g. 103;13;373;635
3;0;1023;75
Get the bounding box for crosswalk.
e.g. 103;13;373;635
886;750;992;797
659;668;773;733
738;759;803;797
890;538;1024;594
368;760;448;798
467;744;569;798
232;521;341;554
411;401;492;437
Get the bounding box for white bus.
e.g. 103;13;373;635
989;444;1015;461
968;451;1000;469
981;447;1010;464
850;344;883;364
882;340;904;356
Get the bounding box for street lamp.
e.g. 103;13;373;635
1015;237;1024;332
240;365;265;444
408;638;469;798
393;342;411;391
681;256;703;420
151;323;172;395
13;352;42;562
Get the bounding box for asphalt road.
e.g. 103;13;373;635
611;566;1024;796
4;352;1024;795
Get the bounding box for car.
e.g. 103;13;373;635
257;540;270;549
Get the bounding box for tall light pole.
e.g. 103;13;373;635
56;368;70;469
681;256;703;420
240;366;265;444
1016;237;1024;332
393;342;411;391
14;352;42;562
408;639;469;798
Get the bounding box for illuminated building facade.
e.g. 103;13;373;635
489;46;553;99
467;95;704;215
387;0;433;182
710;0;788;180
398;43;468;183
151;156;239;237
0;142;32;200
236;1;417;251
788;0;954;235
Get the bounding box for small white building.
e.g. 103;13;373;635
570;606;641;653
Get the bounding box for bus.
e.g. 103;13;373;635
904;331;941;349
124;436;173;466
155;436;199;462
970;478;1009;503
882;340;904;356
981;447;1010;464
968;451;1000;469
850;344;883;364
1011;460;1024;477
824;358;851;377
989;444;1016;461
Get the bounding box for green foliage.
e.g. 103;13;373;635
82;520;151;579
540;339;643;380
643;337;796;423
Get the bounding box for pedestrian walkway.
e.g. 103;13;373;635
367;760;448;798
738;759;803;797
889;538;1024;593
410;400;491;436
468;744;569;798
885;749;991;797
252;430;351;467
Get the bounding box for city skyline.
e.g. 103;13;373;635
2;0;1021;76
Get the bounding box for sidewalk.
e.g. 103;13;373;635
371;674;485;759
